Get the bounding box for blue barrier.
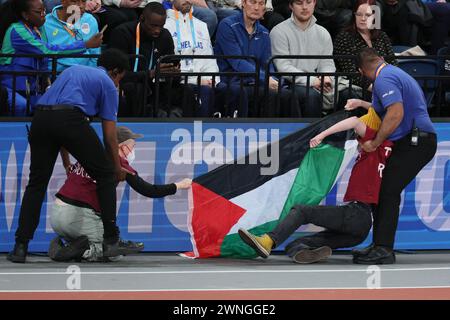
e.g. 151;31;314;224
0;121;449;252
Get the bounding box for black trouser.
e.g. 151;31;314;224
15;107;118;244
373;132;437;248
293;85;323;118
249;86;301;118
268;202;373;257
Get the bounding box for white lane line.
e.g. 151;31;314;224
2;286;450;293
1;267;450;275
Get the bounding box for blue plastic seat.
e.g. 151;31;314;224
438;47;450;98
397;59;439;108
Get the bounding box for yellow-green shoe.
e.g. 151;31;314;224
238;229;273;258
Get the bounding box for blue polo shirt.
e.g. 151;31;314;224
214;13;274;84
372;64;435;141
37;65;118;121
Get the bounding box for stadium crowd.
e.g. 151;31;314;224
0;0;449;118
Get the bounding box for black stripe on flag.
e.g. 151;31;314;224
194;110;357;200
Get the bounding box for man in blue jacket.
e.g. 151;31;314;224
214;0;299;117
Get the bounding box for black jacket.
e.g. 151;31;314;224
108;21;175;81
126;173;177;198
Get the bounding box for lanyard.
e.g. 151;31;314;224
374;62;387;79
56;10;77;37
134;23;155;72
23;22;42;39
174;9;196;54
62;23;76;38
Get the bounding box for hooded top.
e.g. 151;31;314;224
43;5;100;72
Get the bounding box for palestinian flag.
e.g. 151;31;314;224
184;111;361;259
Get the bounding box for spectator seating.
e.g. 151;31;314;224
397;58;439;109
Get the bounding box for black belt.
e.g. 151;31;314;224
35;104;79;111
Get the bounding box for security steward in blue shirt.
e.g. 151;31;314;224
345;47;437;264
7;49;144;263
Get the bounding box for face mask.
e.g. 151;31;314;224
126;149;135;164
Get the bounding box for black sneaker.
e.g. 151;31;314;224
292;246;332;264
353;246;396;265
48;236;65;261
351;243;374;258
49;236;90;262
103;239;144;257
7;242;28;263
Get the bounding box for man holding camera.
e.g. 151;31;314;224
109;2;196;117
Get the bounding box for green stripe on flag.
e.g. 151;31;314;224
220;143;346;258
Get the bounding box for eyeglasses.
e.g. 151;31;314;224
355;12;373;18
30;8;46;16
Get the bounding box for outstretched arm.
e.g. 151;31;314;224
310;116;366;148
126;175;192;198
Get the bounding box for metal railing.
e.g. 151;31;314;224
0;53;147;116
154;55;260;118
1;53;450;117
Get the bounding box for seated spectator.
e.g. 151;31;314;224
422;0;450;54
334;0;397;107
215;0;298;117
207;0;285;31
164;0;218;37
44;0;138;44
260;0;285;30
44;0;100;72
273;0;355;35
272;0;290;19
85;0;138;45
109;2;196;117
380;0;433;47
207;0;241;23
270;0;336;117
165;0;223;116
0;0;102;116
314;0;353;39
48;126;192;262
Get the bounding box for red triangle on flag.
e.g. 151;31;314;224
187;182;247;258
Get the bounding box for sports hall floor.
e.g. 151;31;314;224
1;251;450;300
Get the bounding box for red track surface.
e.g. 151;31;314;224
2;288;450;300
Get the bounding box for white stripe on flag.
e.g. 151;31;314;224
332;140;359;188
226;168;299;235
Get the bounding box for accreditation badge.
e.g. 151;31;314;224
81;23;91;35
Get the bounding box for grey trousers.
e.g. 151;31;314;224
50;200;104;261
